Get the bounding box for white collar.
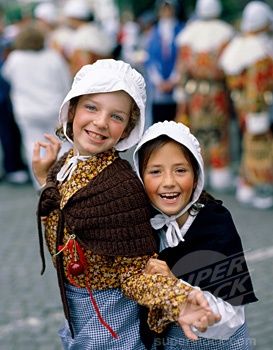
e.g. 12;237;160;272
150;204;203;250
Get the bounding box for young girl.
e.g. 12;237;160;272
133;120;258;349
33;60;219;350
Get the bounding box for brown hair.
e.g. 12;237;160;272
137;135;216;210
55;93;140;142
138;135;199;182
14;24;45;51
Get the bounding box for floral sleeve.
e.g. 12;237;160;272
116;255;193;333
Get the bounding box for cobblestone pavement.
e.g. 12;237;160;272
0;181;272;350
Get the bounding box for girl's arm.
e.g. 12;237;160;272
145;257;245;340
118;255;220;340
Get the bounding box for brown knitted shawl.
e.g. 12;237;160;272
37;151;157;271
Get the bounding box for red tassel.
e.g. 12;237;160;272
58;236;118;339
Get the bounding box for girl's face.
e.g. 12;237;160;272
143;140;196;219
72;91;132;155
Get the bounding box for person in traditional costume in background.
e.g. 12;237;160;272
220;1;273;209
175;0;235;192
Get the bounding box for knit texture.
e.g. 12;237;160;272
39;152;157;257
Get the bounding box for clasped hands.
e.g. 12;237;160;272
145;258;221;341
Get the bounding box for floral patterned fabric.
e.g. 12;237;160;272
176;28;232;170
44;150;193;334
225;57;273;187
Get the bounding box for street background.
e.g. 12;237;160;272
0;168;273;349
0;0;273;348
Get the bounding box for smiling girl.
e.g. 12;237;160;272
133;120;258;349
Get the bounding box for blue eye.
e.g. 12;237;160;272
112;114;125;122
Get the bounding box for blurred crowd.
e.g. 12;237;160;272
0;0;273;209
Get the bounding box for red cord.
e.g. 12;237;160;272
59;237;118;339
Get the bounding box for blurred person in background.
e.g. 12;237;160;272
49;23;75;63
90;0;120;44
33;1;60;48
34;1;75;63
118;9;156;129
144;0;184;124
135;10;157;129
1;23;71;189
220;1;273;209
174;0;235;193
61;0;94;31
0;71;29;184
60;0;115;75
0;5;29;185
68;20;114;76
118;9;140;66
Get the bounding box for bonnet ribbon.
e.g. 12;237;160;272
150;214;184;248
150;205;203;249
57;153;91;182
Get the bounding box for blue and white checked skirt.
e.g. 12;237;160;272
157;322;253;350
58;284;155;350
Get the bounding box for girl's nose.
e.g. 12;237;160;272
162;172;175;187
93;113;108;129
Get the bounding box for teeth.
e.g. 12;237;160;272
87;131;105;140
160;193;179;199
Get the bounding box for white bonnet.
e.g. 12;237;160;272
34;2;58;24
133;120;205;211
241;1;273;33
63;0;92;20
70;23;114;56
59;59;146;151
195;0;222;19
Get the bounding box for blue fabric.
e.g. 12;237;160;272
146;21;184;80
145;20;184;105
58;284;156;350
157;322;252;350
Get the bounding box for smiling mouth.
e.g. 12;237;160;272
160;192;180;200
86;130;107;140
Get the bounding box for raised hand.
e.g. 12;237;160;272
145;258;221;340
32;133;61;186
178;289;221;340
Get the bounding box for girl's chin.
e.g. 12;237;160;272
157;207;180;216
73;144;101;156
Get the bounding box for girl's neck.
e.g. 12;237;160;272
176;211;189;228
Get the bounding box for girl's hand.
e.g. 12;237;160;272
178;289;221;340
144;258;176;279
145;259;221;340
32;134;61;186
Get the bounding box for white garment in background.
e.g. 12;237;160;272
2;48;72;187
